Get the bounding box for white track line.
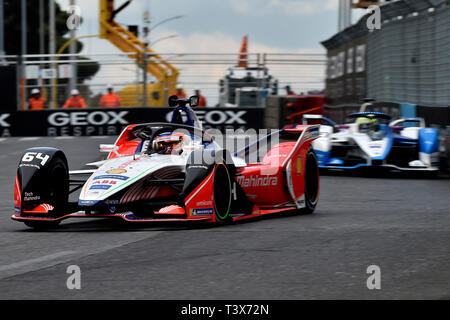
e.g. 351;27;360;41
0;232;162;280
0;138;6;142
89;136;110;139
0;251;77;280
0;251;76;273
18;137;40;141
54;136;75;140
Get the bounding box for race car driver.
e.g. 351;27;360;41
151;133;191;155
357;117;378;133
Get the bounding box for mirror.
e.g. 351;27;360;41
99;144;120;157
99;144;117;152
168;95;179;107
189;95;199;107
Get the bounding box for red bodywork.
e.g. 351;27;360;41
107;124;139;159
164;124;319;223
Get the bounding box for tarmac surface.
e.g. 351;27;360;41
0;136;449;299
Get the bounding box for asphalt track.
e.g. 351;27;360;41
0;136;449;299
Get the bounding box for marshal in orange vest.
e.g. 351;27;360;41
100;92;122;107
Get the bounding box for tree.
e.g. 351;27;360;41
3;0;99;106
4;1;75;55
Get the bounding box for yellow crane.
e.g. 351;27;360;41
352;1;384;9
99;0;179;106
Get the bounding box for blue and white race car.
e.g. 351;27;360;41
303;112;439;171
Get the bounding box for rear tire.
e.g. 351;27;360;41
300;148;319;214
213;163;233;224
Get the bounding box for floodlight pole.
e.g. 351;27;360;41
69;0;77;95
0;0;4;55
21;0;27;56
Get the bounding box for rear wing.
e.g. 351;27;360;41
282;125;319;209
389;117;425;128
282;125;319;168
302;114;337;127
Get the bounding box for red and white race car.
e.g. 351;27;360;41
12;96;320;229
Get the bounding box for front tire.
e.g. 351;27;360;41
213;163;233;224
23;156;68;229
46;157;69;218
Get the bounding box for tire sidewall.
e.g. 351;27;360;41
304;148;319;213
213;163;233;223
45;157;69;217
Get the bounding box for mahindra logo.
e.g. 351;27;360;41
236;175;278;187
165;110;247;125
48;111;129;126
0;113;10;127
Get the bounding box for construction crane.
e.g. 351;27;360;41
352;1;386;9
99;0;179;107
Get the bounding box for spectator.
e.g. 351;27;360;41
100;84;122;107
194;89;207;107
271;80;279;95
285;85;295;95
62;89;87;109
175;84;186;99
28;88;46;110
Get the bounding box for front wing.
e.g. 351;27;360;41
11;206;297;224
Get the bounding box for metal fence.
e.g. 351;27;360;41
2;52;326;110
367;5;450;106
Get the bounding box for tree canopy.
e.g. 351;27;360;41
3;0;99;81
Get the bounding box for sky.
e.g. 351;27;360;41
57;0;368;53
54;0;367;103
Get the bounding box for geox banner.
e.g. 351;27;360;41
0;108;264;137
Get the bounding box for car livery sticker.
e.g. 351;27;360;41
94;175;129;181
106;169;127;174
90;185;112;190
190;208;214;216
100;162;166;198
196;200;213;206
296;156;302;175
92;180;117;185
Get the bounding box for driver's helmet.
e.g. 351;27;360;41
356;117;378;133
152;132;189;155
